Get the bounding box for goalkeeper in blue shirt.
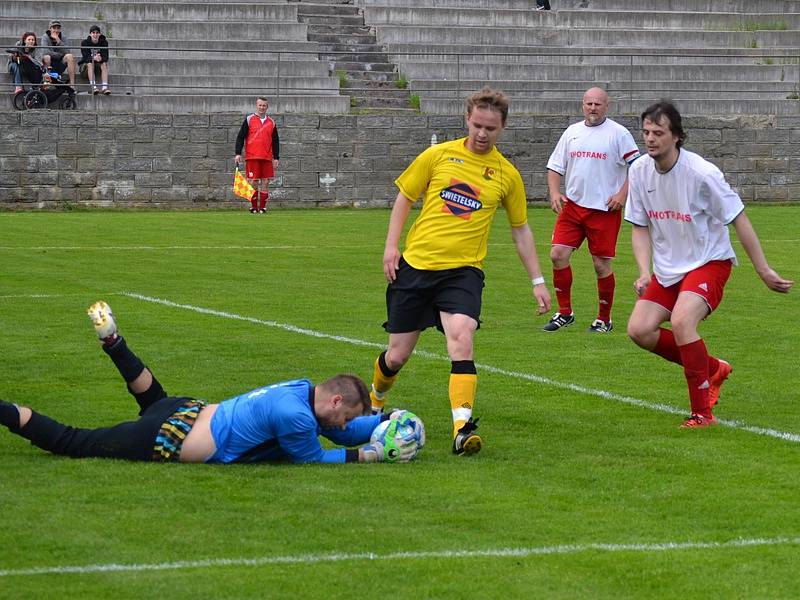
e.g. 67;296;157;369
0;302;422;465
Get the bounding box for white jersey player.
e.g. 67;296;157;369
625;100;793;429
544;87;640;334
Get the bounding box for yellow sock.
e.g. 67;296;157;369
449;372;477;437
370;354;398;412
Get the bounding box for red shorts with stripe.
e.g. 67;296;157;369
640;260;733;313
246;159;274;180
551;199;622;258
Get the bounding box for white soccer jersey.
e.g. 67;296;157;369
547;118;640;211
625;149;744;287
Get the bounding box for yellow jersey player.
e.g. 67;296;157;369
368;87;552;455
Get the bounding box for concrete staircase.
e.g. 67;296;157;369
294;0;412;111
356;0;800;115
1;0;349;113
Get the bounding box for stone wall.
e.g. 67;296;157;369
1;110;798;208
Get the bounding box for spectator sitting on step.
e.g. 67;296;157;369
6;31;44;94
42;20;76;90
79;25;110;95
535;0;551;10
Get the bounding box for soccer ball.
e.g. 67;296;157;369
370;417;419;463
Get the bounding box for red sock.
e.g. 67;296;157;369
249;191;258;211
597;273;615;322
259;191;269;211
654;328;682;365
678;339;712;417
655;327;719;374
552;265;573;315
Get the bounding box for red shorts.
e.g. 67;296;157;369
246;159;274;180
640;260;733;313
551;199;622;258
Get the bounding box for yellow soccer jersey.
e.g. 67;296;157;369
396;137;528;271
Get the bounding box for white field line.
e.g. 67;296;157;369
123;292;800;444
1;536;798;578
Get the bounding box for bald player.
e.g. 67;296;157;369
544;87;640;334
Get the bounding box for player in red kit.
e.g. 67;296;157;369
544;87;640;333
235;97;280;213
626;101;794;428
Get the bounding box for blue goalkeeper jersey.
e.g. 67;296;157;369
206;378;379;464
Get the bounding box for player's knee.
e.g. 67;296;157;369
549;246;570;266
385;349;411;371
626;318;650;346
592;258;612;277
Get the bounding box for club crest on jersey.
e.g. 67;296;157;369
482;167;495;180
440;179;482;219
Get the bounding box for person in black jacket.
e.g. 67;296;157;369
79;25;110;95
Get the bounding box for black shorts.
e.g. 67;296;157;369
384;257;484;333
48;56;67;73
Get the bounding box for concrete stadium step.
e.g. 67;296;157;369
110;39;323;60
308;33;383;45
319;50;391;63
295;3;361;17
0;91;350;113
298;0;408;110
0;19;310;41
304;24;373;36
1;1;299;22
357;0;800;13
387;47;799;66
98;74;341;94
395;62;794;82
299;14;364;26
410;79;799;97
109;57;332;77
341;70;399;83
420;97;800;116
363;7;800;29
373;25;799;48
326;60;395;72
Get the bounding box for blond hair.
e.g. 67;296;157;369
466;87;509;125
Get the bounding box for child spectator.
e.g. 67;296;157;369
79;25;110;95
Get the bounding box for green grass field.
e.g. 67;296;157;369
1;206;798;599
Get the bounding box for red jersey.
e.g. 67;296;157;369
237;114;279;160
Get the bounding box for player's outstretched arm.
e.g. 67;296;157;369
732;212;794;293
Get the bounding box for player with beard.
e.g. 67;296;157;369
625;100;793;428
544;87;640;333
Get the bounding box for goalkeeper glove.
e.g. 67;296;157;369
360;436;419;463
389;409;426;448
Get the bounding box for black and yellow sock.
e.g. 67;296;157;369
449;360;477;437
370;351;399;412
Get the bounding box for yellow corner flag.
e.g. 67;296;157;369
233;166;255;201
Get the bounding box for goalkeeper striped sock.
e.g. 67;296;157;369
370;351;399;412
449;360;477;437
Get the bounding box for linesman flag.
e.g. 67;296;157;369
233;165;255;201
